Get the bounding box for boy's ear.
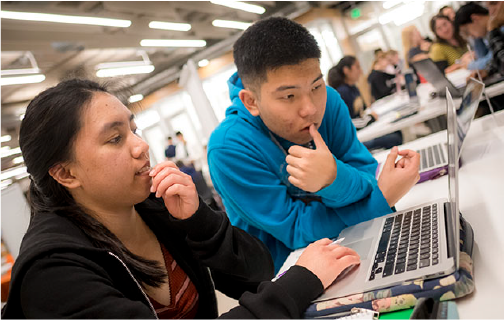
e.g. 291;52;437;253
48;163;81;189
239;89;260;117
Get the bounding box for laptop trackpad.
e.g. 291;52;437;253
342;238;374;261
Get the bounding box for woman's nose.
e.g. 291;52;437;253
132;134;149;159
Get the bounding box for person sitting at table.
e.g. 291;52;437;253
429;14;469;73
402;25;432;68
368;52;397;101
454;2;493;75
1;78;363;319
487;1;504;75
207;17;421;272
328;56;403;151
439;5;456;22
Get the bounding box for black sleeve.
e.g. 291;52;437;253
489;27;504;75
169;200;275;299
368;72;396;100
219;266;324;319
19;254;155;319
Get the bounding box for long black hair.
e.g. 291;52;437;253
327;55;357;89
19;79;166;288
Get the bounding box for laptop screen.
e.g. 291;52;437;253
412;59;461;97
456;78;485;157
446;88;460;268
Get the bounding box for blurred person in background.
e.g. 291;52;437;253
368;52;397;101
454;2;493;77
384;50;402;74
487;1;504;75
439;5;456;22
401;25;431;69
164;136;176;161
328;56;403;151
429;14;468;73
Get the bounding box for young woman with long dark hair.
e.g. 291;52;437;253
1;79;360;319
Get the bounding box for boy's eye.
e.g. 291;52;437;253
313;85;322;91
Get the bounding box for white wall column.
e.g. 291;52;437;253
179;59;219;140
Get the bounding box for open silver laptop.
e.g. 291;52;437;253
416;78;484;174
412;58;464;98
309;88;463;302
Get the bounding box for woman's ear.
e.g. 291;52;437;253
239;89;260;117
342;66;350;78
48;163;81;189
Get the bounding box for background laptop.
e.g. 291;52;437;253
415;78;484;175
278;88;462;302
375;78;484;182
412;59;463;98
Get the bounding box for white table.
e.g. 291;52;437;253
373;111;504;318
358;80;504;143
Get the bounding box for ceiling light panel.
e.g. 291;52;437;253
149;21;192;31
140;39;206;47
0;10;131;27
210;1;265;14
212;19;251;30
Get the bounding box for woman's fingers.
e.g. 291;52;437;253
151;167;186;193
155;172;193;197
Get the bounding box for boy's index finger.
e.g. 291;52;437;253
309;124;327;149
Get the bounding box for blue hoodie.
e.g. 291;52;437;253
208;73;393;272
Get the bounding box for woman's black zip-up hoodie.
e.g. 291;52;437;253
2;195;323;318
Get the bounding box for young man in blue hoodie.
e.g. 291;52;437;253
208;17;420;272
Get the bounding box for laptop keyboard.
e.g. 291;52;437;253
369;204;440;281
417;144;446;171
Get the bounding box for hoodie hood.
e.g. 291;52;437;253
225;72;270;134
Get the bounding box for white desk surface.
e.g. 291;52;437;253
357;80;504;143
373;111;504;318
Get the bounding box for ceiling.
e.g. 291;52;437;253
1;1;329;174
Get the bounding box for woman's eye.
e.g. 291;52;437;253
109;135;122;144
284;94;294;100
313;85;322;91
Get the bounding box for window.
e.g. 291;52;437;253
307;20;343;80
202;64;237;122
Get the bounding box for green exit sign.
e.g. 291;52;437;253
351;8;361;19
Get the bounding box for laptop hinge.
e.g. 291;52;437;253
444;202;455;259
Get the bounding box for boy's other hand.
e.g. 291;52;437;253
378;147;420;207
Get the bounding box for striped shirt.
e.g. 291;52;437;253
429;42;467;66
148;244;199;319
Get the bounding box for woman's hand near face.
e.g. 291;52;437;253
149;161;199;219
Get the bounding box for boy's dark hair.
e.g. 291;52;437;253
233;17;321;91
175;131;182;136
454;2;489;29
